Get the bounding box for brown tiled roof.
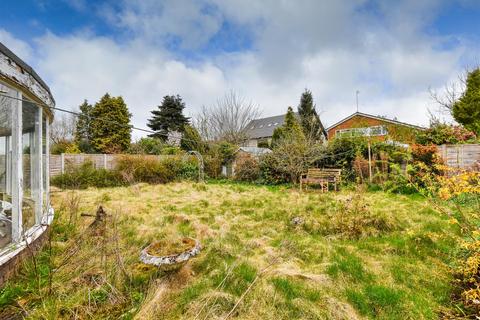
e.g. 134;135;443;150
326;112;426;131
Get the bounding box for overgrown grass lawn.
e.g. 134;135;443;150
1;182;462;319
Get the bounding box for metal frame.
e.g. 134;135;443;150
5;136;11;195
0;81;51;245
0;43;55;275
45;119;50;210
33;109;43;224
11;89;23;242
182;150;205;182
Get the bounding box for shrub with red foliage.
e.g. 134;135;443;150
410;144;441;166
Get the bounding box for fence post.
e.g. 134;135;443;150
60;153;65;174
440;145;446;163
456;145;460;169
460;145;465;168
103;154;107;169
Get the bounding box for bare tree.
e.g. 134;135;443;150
429;66;478;114
50;112;77;144
193;91;261;144
267;133;324;183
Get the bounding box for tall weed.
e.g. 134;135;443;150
302;190;398;239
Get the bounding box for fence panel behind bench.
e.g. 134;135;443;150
438;144;480;170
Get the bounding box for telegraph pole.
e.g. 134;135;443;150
356;89;371;181
368;139;372;182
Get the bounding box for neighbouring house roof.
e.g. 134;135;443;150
244;113;327;139
238;146;272;156
244;114;290;139
326;111;426;132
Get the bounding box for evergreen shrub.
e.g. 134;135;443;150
51;161;123;189
234;155;260;182
52;155;199;189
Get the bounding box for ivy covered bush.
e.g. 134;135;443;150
234;154;260;182
415;123;477;145
259;153;289;185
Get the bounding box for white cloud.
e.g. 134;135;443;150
0;30;33;61
30;32;227;138
63;0;88;12
106;0;224;49
1;0;476;139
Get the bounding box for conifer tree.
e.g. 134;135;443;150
453;68;480;135
181;124;207;153
147;95;190;140
272;106;305;146
90;93;132;153
74;100;95;153
297;89;325;140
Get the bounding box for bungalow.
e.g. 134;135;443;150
326;112;425;143
243;113;327;147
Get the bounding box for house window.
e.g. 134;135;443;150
369;125;388;136
336;125;387;137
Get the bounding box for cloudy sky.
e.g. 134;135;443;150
1;0;479;137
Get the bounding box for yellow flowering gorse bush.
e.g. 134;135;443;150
410;164;480;314
437;167;480;200
433;167;480;311
459;240;480;306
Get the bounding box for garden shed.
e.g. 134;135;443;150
0;42;54;285
222;146;271;177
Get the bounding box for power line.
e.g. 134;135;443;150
0;92;217;145
0;92;384;156
0;92;252;146
0;92;155;135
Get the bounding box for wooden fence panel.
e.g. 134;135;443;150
438;144;480;170
49;153;171;176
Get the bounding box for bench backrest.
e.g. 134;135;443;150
306;168;341;179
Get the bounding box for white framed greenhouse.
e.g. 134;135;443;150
0;42;54;279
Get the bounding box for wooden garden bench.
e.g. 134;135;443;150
300;168;342;192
